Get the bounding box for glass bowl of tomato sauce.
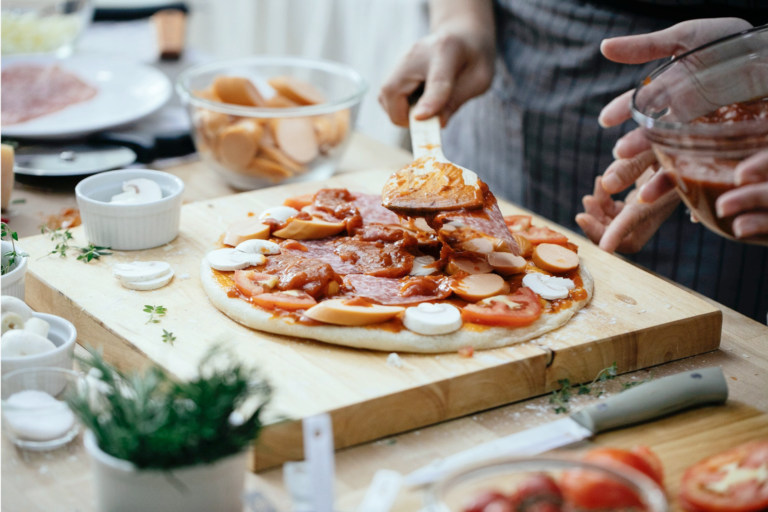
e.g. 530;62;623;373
426;456;668;512
631;24;768;245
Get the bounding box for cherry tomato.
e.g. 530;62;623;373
234;271;274;297
251;291;317;311
679;440;768;512
504;215;532;232
283;192;315;210
461;288;542;327
462;491;513;512
518;227;568;246
510;474;563;512
560;446;664;510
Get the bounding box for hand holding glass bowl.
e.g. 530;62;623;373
176;57;367;190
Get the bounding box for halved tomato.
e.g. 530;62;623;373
504;215;532;232
560;446;664;510
510;474;563;512
234;271;275;297
518;227;568;246
461;287;542;327
462;491;513;512
251;291;317;311
679;440;768;512
283;192;315;210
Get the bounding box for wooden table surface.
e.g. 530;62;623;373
3;133;768;512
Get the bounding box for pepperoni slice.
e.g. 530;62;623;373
343;274;451;305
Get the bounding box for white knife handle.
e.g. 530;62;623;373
407;83;445;160
570;367;728;434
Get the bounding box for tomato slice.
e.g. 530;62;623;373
518;227;568;246
679;440;768;512
560;446;664;510
461;287;542;327
504;215;532;232
283;192;315;210
510;474;563;512
234;271;275;297
251;291;317;311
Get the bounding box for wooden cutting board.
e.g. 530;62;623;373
20;169;722;471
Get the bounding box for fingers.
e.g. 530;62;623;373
379;46;430;127
413;37;464;120
638;170;676;203
593;176;623;218
716;182;768;218
601;149;658;194
733;212;768;238
600;18;752;64
598;89;635;128
599;190;678;253
575;213;607;244
735;150;768;186
612;128;652;159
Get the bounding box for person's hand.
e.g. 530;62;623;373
576;168;680;253
577;18;753;252
716;150;768;238
379;0;495;127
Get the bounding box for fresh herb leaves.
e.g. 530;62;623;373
77;244;112;263
41;227;74;258
40;227;111;264
66;346;272;470
162;330;176;345
144;305;167;324
1;222;27;276
549;362;653;414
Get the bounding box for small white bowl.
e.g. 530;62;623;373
1;241;28;300
75;169;184;251
1;312;77;377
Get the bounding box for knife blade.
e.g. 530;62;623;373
405;367;728;487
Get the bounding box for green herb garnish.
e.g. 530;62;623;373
41;227;74;259
162;330;176;345
77;244;112;263
144;305;167;324
1;222;27;276
66;346;271;470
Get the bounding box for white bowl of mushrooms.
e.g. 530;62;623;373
1;297;77;377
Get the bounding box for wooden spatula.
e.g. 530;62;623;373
381;91;485;215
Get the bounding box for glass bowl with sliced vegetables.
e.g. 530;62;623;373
176;56;367;190
427;454;668;512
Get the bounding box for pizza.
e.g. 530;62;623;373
200;187;593;353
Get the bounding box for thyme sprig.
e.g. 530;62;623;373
41;227;74;259
66;346;272;470
77;244;112;263
549;362;652;414
162;330;176;345
1;222;27;276
144;305;167;324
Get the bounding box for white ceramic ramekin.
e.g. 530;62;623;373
1;241;27;300
75;169;184;251
1;312;77;377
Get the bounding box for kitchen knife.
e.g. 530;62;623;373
405;367;728;487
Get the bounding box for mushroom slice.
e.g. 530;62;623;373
122;269;175;291
113;261;172;283
110;178;162;205
23;317;50;338
522;273;575;300
236;239;281;255
403;303;462;335
207;248;266;271
258;206;299;224
1;312;25;334
410;255;437;276
1;296;34;322
1;330;57;358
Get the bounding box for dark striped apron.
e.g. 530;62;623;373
442;0;768;322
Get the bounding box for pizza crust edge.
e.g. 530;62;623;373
200;259;594;354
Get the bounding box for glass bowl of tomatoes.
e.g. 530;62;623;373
426;454;668;512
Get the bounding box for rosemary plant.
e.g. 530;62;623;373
1;222;27;275
67;346;272;470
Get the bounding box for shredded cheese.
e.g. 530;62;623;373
705;462;768;494
479;295;521;309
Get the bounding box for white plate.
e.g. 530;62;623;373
1;55;172;139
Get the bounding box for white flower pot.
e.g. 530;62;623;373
84;430;248;512
1;240;27;300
